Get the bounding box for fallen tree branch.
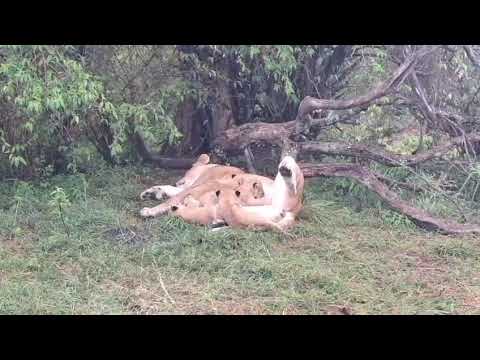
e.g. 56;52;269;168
373;173;424;193
299;162;480;235
213;121;292;155
131;132;196;169
148;156;196;169
213;119;480;167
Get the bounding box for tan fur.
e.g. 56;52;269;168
175;154;214;188
171;203;218;225
274;156;305;217
215;188;285;232
214;156;305;232
139;153;305;233
140;153;246;201
140;174;267;218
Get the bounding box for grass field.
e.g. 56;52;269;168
1;166;479;314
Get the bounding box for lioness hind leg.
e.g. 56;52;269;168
278;156;298;194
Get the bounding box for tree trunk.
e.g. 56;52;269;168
209;45;480;236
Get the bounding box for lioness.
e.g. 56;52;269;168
140;154;246;201
140;153;273;218
213;155;304;231
139;174;268;218
139;154;304;232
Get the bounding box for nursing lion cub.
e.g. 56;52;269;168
140;154;245;201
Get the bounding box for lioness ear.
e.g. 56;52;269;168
193;154;210;167
215;190;221;197
198;154;210;163
235;190;241;197
171;206;178;212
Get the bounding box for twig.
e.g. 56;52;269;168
157;271;175;305
244;145;257;174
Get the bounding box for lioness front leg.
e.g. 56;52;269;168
140;185;183;201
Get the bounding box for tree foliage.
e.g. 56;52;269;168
0;44;373;177
2;45;480;234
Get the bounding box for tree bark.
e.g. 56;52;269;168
298;133;480;167
130;132;195;169
213;117;480;167
212;121;292;156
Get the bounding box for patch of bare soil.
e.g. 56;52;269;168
0;238;29;255
324;305;354;315
394;250;480;313
271;236;327;254
101;273;270;315
102;226;149;247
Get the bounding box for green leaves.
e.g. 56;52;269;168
49;187;71;210
0;45;187;174
9;155;27;168
3;143;28;168
48;186;71;237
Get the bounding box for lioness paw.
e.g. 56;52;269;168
278;165;292;178
140;187;167;201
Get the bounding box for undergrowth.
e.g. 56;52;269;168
0;166;479;314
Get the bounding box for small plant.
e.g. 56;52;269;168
48;187;71;237
9;181;34;239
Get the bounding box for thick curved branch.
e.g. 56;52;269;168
373;173;424;193
294;47;439;136
213;118;480;167
212;121;292;155
300;162;480;235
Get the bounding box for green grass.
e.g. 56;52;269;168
1;166;479;314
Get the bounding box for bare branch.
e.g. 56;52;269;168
244;145;257;174
294;46;439;137
213;121;291;155
300;162;480;235
373;173;425;193
299;133;480;167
